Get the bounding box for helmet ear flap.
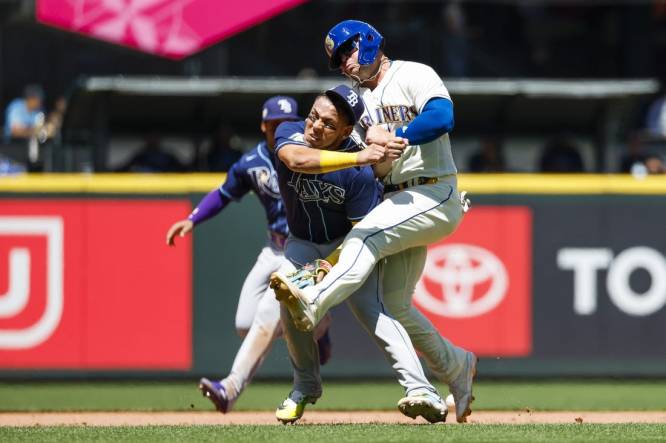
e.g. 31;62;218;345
357;33;383;66
357;25;384;66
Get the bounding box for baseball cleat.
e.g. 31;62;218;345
449;351;478;423
270;272;316;332
398;391;448;423
275;391;317;424
199;377;233;413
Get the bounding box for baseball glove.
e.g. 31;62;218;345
286;259;332;289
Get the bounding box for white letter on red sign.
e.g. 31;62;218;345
0;248;30;318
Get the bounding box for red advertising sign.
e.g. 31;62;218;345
36;0;308;59
0;200;192;369
413;206;532;356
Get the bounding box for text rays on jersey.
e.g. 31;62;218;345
287;174;346;205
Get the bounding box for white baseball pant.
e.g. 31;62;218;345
383;247;468;383
222;243;286;400
223;243;330;400
281;235;438;399
304;175;468;382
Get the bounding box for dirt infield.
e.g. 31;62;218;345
2;411;665;426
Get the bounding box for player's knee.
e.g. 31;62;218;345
254;320;279;338
383;298;410;319
235;313;254;336
361;234;386;258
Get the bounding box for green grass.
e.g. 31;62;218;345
1;424;665;442
1;380;666;412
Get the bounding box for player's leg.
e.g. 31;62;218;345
344;260;448;423
274;237;335;423
283;179;463;328
383;247;468;383
382;247;477;422
276;304;321;424
235;245;284;336
200;244;285;412
219;264;286;408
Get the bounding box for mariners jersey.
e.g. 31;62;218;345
220;141;288;236
355;60;457;185
274;121;382;243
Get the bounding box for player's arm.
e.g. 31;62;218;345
372;158;394;180
9;123;33;138
166;189;231;246
394;98;454;144
390;62;455;146
366;98;454;148
277;143;390;174
166;160;248;246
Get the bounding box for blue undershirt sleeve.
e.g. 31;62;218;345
394;97;454;145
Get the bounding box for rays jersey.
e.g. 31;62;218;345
274;121;382;244
220;141;288;238
355;60;457;185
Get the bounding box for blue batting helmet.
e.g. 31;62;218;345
324;20;384;69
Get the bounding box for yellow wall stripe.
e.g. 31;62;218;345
1;173;666;195
0;174;224;194
458;174;666;195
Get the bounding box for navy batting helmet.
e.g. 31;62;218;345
324;20;384;69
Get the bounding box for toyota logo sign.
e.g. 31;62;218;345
414;243;508;318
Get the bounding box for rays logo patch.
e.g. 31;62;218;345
278;99;293;114
248;166;280;199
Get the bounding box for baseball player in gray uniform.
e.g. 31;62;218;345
272;20;477;423
166;97;331;413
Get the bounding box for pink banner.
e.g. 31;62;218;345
36;0;308;59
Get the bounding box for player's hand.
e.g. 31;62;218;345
365;126;407;160
166;219;193;246
365;126;392;146
357;143;388;165
372;158;394;179
385;138;407;160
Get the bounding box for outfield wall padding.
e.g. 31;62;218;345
1;174;665;378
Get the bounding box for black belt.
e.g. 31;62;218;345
384;177;439;193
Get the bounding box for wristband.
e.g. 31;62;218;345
318;150;360;173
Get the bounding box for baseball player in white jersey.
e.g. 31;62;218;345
272;20;477;423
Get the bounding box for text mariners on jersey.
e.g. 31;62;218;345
359;104;417;129
287;173;346;205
